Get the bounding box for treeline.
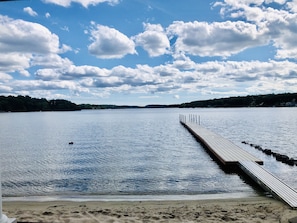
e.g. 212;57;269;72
0;95;80;112
180;93;297;108
1;93;297;112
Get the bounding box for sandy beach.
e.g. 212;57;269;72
3;196;297;223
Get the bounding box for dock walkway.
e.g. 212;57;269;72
240;161;297;208
181;121;263;166
180;118;297;209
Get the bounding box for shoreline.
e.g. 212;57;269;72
2;192;258;202
3;195;297;222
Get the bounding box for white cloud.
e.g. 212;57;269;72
88;24;136;59
42;0;120;8
0;15;61;54
45;12;51;18
0;72;13;82
35;65;109;81
32;54;73;68
287;0;297;13
59;44;72;53
28;58;297;98
0;84;13;93
133;23;170;57
0;15;73;80
214;1;297;59
19;69;31;77
3;53;297;100
23;7;38;17
0;53;31;73
167;20;266;58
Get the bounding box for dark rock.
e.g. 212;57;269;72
255;145;263;150
281;155;290;163
274;153;282;161
275;154;289;162
287;158;295;166
263;149;272;155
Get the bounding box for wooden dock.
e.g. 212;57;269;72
240;161;297;209
180;117;297;209
180;120;263;166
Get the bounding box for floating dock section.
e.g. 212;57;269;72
180;115;297;209
180;120;263;166
240;161;297;208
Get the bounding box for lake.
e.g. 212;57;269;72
0;107;296;199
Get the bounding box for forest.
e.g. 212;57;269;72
0;95;80;112
180;93;297;108
0;93;296;112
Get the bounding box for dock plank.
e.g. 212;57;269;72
182;121;263;165
240;160;297;209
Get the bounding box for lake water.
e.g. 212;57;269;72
0;108;297;199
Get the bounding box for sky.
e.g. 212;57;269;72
1;0;297;105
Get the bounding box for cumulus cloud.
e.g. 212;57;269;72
35;65;109;81
32;54;73;68
28;58;297;99
88;24;137;59
0;72;13;82
0;53;31;74
42;0;120;8
23;7;38;17
3;54;297;100
0;15;61;54
167;20;266;58
0;15;72;80
133;23;170;57
10;80;85;95
215;0;297;59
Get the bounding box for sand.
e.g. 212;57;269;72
3;196;297;223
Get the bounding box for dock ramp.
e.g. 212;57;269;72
240;160;297;209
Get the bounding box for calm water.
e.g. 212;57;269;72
0;108;297;198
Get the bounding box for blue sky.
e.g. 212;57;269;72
1;0;297;105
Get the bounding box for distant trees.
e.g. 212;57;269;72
0;93;296;112
0;95;80;112
180;93;297;108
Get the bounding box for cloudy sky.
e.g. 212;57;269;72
1;0;297;105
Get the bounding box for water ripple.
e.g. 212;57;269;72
1;108;296;197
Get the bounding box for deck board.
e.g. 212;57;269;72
182;121;263;165
240;161;297;209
